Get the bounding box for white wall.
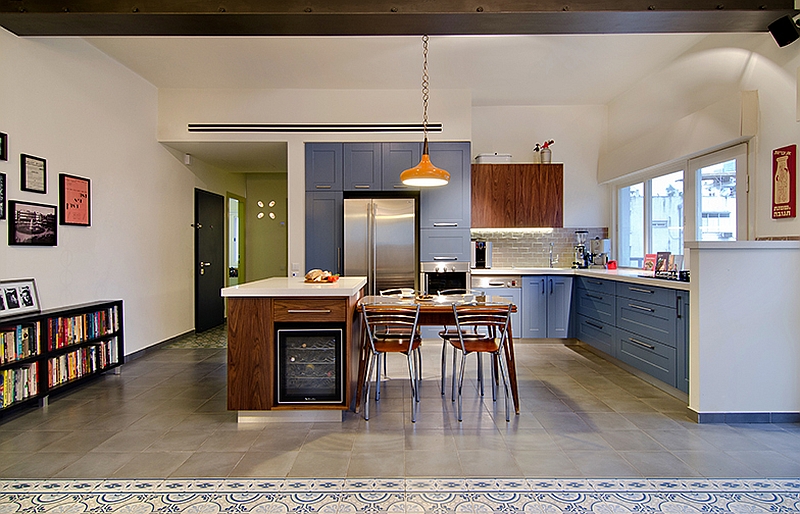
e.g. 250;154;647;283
0;29;244;354
472;105;609;227
158;88;473;274
602;33;800;240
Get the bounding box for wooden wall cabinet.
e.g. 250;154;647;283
471;163;563;228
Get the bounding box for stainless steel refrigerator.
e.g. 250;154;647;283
344;198;416;296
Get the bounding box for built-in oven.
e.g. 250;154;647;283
420;261;471;294
276;324;344;405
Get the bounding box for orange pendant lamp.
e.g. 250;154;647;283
400;35;450;188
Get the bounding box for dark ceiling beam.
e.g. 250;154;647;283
0;0;797;36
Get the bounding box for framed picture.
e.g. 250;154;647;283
0;132;7;161
20;153;46;194
0;278;41;319
0;172;6;220
59;173;91;226
8;200;57;246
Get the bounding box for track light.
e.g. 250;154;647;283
768;14;800;47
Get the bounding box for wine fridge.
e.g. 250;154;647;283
276;325;344;405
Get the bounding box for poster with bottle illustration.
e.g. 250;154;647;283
772;144;796;219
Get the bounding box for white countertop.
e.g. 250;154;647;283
470;267;690;290
221;276;367;297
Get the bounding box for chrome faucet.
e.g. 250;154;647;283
549;242;557;268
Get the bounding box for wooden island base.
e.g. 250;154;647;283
222;277;366;419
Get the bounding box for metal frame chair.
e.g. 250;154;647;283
437;288;486;398
361;303;423;423
449;303;512;422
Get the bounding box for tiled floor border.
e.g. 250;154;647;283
2;478;800;512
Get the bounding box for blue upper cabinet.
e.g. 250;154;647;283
306;143;343;191
420;142;471;229
344;143;382;190
382;142;421;191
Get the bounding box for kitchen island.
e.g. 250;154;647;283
221;276;367;422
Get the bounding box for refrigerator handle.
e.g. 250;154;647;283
371;202;378;296
337;247;342;275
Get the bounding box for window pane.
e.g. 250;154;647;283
650;170;684;259
699;159;737;241
618;183;644;267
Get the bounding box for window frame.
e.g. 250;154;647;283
613;143;749;268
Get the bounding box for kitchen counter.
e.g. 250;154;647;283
470;268;689;291
221;276;367;297
470;267;689;291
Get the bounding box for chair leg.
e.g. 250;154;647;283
456;351;467;422
451;344;458;402
363;352;375;421
496;351;511;422
406;353;417;423
440;340;447;396
375;353;382;401
490;353;498;402
477;353;484;397
414;347;422;402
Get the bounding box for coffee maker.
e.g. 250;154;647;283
572;231;589;269
589;237;611;268
471;241;492;269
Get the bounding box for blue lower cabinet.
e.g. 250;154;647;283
575;286;615;326
305;192;343;275
617;328;676;387
576;314;615;356
616;299;677;348
522;276;547;338
546;276;573;338
676;293;690;393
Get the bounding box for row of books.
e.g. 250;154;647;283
48;306;120;351
0;322;41;365
1;363;39;408
47;338;119;388
643;252;684;273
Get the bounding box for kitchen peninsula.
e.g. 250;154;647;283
221;276;366;422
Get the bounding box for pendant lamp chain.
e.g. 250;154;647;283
421;34;430;142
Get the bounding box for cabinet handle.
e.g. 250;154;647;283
433;222;458;227
541;279;545;295
488;281;505;286
628;303;655;313
629;286;655;294
585;320;603;330
587;280;603;285
433;256;457;260
629;337;655;350
676;295;682;319
353;185;371;189
586;293;603;300
550;279;553;295
315;185;332;189
393;184;410;189
287;309;332;314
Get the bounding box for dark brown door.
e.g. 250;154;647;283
194;188;225;332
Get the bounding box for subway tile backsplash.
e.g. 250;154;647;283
470;227;609;268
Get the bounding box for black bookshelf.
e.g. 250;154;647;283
0;300;124;419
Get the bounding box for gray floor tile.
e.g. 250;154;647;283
251;429;309;452
353;431;405;453
404;430;457;451
671;451;761;478
348;450;405;477
289;451;351;477
404;449;461;476
644;429;721;451
197;430;259;452
0;430;72;453
229;451;298;477
725;450;800;476
459;449;522;477
39;430;117;453
513;450;581;477
502;430;560;452
145;430;212;452
566;450;642;477
0;452;84;478
600;430;664;451
91;430;164;452
53;452;135;478
301;430;357;452
112;451;192;478
171;451;244;477
621;451;703;477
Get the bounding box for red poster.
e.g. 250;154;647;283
772;144;796;219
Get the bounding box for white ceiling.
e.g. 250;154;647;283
86;34;708;172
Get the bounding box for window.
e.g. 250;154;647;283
687;143;748;241
617;169;683;268
616;143;748;268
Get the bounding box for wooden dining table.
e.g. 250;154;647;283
355;294;520;415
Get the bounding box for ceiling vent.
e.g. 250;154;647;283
187;123;443;133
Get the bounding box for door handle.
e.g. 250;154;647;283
199;261;211;275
